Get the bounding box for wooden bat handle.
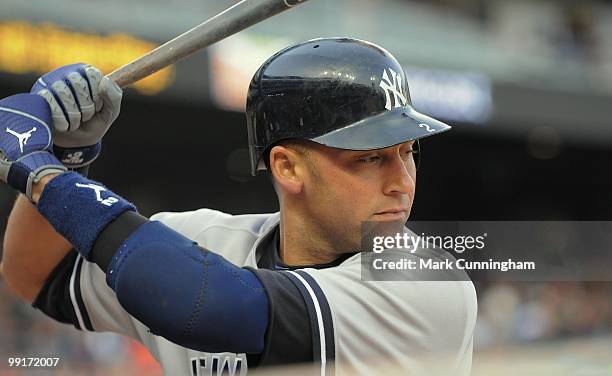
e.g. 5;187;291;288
106;0;308;88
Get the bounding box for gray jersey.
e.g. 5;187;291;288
34;209;477;375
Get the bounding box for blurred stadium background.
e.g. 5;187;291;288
1;0;611;374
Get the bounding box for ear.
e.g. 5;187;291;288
269;145;304;195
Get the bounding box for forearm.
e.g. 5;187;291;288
1;189;72;301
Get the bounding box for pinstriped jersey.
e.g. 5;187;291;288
33;208;477;375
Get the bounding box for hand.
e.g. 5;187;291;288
0;94;67;200
31;63;122;169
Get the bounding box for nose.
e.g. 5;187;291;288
382;151;416;196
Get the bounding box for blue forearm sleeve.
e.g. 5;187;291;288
37;172;136;257
106;221;269;354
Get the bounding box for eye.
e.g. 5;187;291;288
358;155;381;163
401;149;417;159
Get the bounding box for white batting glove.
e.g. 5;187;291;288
31;63;122;169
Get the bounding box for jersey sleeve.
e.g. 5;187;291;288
32;250;92;330
33;249;145;338
294;254;478;375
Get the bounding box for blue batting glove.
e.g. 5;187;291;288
0;94;67;199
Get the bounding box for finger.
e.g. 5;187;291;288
50;81;81;131
97;77;123;126
35;89;70;132
67;72;95;122
84;66;103;112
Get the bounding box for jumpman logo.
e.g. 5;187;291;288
75;183;119;207
6;127;37;153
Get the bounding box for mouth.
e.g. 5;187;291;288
373;209;409;220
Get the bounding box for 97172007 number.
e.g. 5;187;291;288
8;357;60;368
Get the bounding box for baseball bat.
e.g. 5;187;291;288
106;0;309;88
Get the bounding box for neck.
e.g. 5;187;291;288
278;205;339;266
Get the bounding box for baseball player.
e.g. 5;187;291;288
0;38;477;375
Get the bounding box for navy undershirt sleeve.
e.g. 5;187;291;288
247;269;314;366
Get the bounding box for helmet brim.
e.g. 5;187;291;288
311;106;451;150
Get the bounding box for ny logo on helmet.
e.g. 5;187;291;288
379;68;407;110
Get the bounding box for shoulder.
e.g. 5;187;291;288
150;209;280;264
150;208;279;241
301;255;477;352
309;253;477;315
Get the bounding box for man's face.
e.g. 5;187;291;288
300;140;418;252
